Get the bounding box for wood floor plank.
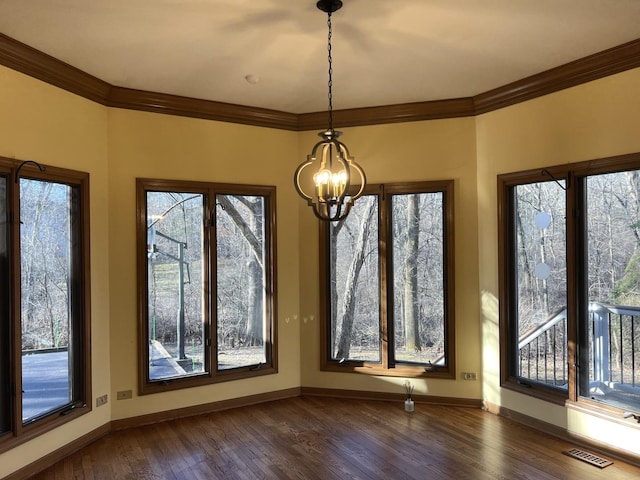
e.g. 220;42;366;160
25;396;640;479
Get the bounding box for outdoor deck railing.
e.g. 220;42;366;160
589;303;640;388
518;307;568;386
518;302;640;389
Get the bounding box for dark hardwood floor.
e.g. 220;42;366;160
27;396;640;479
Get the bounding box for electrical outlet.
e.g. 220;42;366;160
96;394;108;407
117;389;133;400
462;372;477;381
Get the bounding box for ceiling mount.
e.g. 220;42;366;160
316;0;342;14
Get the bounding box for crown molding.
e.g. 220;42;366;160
474;38;640;115
298;98;475;131
1;32;639;130
0;33;111;104
108;86;299;130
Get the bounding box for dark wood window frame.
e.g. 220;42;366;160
319;181;456;379
498;152;640;418
136;179;278;395
0;157;91;454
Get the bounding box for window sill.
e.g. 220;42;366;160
0;403;90;455
500;377;567;406
140;365;278;396
566;398;640;430
321;362;455;379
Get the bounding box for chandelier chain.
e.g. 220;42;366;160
327;11;333;132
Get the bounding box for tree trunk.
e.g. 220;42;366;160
244;257;263;345
336;198;376;359
403;194;421;352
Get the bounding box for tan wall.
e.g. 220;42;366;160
107;109;302;420
298;118;482;400
0;66;111;478
476;67;640;456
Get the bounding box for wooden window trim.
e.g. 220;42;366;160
497;166;571;404
498;152;640;413
0;157;91;454
136;179;278;396
320;180;456;379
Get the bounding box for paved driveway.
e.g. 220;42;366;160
22;351;70;421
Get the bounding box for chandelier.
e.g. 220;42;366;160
294;0;366;222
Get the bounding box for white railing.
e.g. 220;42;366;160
518;302;640;390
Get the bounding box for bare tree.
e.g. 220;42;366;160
20;180;70;350
334;197;376;359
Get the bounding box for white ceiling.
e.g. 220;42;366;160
1;0;639;114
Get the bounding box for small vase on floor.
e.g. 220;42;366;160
404;398;414;412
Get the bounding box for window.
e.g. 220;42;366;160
320;181;455;377
137;179;277;394
0;157;90;452
499;153;640;413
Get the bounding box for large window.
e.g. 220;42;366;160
320;181;455;377
137;179;277;394
499;153;640;413
0;157;90;453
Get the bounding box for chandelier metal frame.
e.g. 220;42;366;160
294;0;366;222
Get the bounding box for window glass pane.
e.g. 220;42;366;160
392;192;446;366
0;175;8;432
20;179;73;421
586;171;640;410
513;181;567;388
146;192;205;380
216;194;268;370
329;195;380;362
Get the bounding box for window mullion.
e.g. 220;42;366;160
9;168;24;437
380;188;390;369
0;172;10;438
208;188;216;377
566;172;581;403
